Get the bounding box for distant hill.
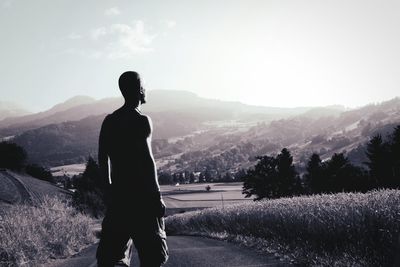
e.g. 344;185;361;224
0;95;96;134
154;97;400;175
143;90;314;116
0;90;319;138
4;91;400;172
0;101;31;121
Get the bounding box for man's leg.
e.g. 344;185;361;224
132;235;163;267
96;214;130;267
131;217;167;267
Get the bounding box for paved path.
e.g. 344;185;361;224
47;236;291;267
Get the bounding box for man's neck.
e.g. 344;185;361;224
123;101;140;110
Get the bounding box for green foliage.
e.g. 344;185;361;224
25;164;54;183
363;126;400;189
242;148;300;200
364;134;389;186
303;153;369;194
304;153;323;193
158;172;174;185
0;142;27;171
0;142;56;184
73;157;106;217
166;190;400;266
389;125;400;182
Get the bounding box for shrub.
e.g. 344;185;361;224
0;196;95;266
73;157;106;218
25;164;54;183
166;190;400;266
0;142;27;171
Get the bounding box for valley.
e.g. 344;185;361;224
0;91;399;181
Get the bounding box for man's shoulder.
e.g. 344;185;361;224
104;109;151;124
101;112;117;129
102;113;113;123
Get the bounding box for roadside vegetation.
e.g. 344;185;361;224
166;190;400;266
242;125;400;201
0;197;95;266
0;141;54;183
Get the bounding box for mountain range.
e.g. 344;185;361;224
0;91;324;135
0;91;399;176
0;101;31;121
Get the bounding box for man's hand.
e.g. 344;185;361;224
158;198;166;218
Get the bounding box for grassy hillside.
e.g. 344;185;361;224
166;190;400;266
0;170;71;205
0;197;95;266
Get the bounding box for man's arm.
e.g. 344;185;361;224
143;115;160;193
98;116;111;192
142;115;165;216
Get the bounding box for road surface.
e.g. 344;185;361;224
47;236;291;267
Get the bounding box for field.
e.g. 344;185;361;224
160;182;253;215
166;190;400;266
50;164;86;177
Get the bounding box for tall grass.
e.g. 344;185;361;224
166;190;400;266
0;197;95;266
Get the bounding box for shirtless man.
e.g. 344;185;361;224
96;71;167;267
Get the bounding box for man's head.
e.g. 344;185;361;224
118;71;146;106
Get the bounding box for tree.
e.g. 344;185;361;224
73;157;106;217
235;169;247;181
242;148;299;200
0;142;27;171
276;148;300;196
189;172;196;183
323;153;349;192
158;172;173;185
323;153;368;193
242;155;279;200
25;164;54;183
204;168;212;182
304;153;324;194
222;172;234;182
389;126;400;186
364;134;391;188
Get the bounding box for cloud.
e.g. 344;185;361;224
89;20;156;59
164;20;177;29
91;27;107;40
65;21;160;60
104;7;120;17
1;0;14;8
67;32;82;40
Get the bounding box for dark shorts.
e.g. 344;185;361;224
96;209;168;267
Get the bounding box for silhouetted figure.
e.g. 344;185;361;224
96;71;168;267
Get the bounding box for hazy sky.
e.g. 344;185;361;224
1;0;400;112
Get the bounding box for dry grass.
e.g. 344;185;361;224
0;197;95;266
166;190;400;266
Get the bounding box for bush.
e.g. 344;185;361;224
25;164;54;183
166;190;400;266
73;157;106;218
0;142;27;171
0;196;95;266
